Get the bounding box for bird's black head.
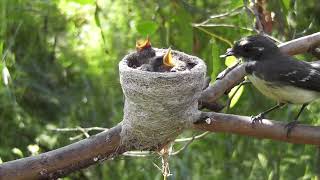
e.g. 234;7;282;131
223;35;280;61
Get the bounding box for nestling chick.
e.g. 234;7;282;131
139;48;192;72
127;37;156;68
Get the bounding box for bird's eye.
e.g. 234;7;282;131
243;45;250;52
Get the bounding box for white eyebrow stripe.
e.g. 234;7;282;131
239;39;250;46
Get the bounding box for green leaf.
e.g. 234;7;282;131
12;148;24;158
282;0;290;10
225;56;237;67
2;66;10;86
267;170;274;180
136;21;159;36
66;0;94;5
211;40;221;79
228;85;244;108
0;42;3;57
230;0;243;8
0;157;2;164
28;144;40;155
257;153;268;168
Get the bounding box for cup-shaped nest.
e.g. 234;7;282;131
119;48;206;150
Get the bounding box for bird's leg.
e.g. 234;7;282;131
251;103;286;124
285;103;308;137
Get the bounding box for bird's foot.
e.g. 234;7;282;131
251;113;264;126
284;120;300;138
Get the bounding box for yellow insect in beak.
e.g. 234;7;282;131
163;48;175;67
136;36;151;51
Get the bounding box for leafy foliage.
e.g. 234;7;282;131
0;0;320;179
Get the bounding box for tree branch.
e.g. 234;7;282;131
0;125;126;180
200;32;320;103
193;112;320;145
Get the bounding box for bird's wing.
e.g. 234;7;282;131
260;59;320;92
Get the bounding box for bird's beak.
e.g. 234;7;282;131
220;48;235;58
136;36;151;51
163;48;175;67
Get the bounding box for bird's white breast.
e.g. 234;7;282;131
247;74;320;104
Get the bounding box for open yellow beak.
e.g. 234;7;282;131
163;48;175;67
136;36;151;51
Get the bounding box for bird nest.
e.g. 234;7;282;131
119;48;207;150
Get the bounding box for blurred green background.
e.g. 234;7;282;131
1;0;320;179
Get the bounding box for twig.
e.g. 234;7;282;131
53;126;108;140
193;23;253;32
69;134;84;141
174;131;209;142
197;6;244;25
171;136;196;155
249;0;264;33
121;132;210;157
122;151;155;157
159;144;172;180
209;6;244;19
152;162;162;171
194;26;233;47
53;127;107;133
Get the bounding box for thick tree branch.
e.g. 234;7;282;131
193;112;320;145
280;32;320;55
0;125;125;180
200;32;320;103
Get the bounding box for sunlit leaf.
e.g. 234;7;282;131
36;134;58;149
2;66;10;86
211;40;221;79
0;42;3;56
257;153;268;168
282;0;290;10
136;21;159;36
225;56;237;67
228;85;244;108
12;148;24;158
28;144;40;155
66;0;94;5
0;157;2;164
283;157;298;164
267;171;274;180
230;0;243;8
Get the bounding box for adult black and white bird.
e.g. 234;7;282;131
222;35;320;136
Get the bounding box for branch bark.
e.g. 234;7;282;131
193;112;320;145
0;125;125;180
200;32;320;103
